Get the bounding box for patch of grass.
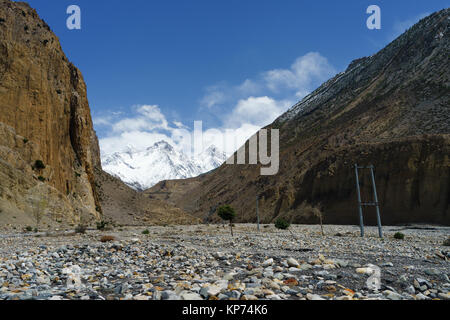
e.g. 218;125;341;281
394;232;405;240
274;218;290;230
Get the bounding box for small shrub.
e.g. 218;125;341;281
23;138;29;144
96;220;109;230
33;227;38;233
275;218;290;230
142;229;150;235
34;160;46;170
25;226;33;232
75;224;87;234
38;176;46;182
100;235;115;243
394;232;405;240
443;238;450;246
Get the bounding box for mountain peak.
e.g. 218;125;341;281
152;140;174;151
102;141;226;190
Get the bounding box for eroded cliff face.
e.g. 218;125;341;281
147;9;450;225
0;0;101;224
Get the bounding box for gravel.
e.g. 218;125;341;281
0;224;448;300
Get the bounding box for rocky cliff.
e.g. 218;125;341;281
0;0;101;225
147;9;450;225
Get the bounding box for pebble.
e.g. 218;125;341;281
262;258;274;267
286;258;300;268
0;224;447;301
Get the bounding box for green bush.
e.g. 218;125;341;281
275;218;290;230
394;232;405;240
25;226;33;232
38;176;46;182
23;138;29;144
34;160;46;170
142;229;150;235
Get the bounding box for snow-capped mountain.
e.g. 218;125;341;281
101;141;227;190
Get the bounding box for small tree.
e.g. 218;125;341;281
217;205;236;237
275;217;290;230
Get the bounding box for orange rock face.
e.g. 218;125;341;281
0;0;101;222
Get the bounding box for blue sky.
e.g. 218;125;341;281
23;0;449;156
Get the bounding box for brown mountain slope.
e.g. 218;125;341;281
0;0;102;225
95;168;200;226
147;9;450;225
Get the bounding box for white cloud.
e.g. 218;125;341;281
99;105;178;156
112;105;169;133
226;96;292;129
100;130;177;156
93;116;112;126
200;52;335;110
200;87;227;108
237;79;261;96
263;52;336;97
173;121;187;129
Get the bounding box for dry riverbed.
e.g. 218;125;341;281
0;224;449;300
